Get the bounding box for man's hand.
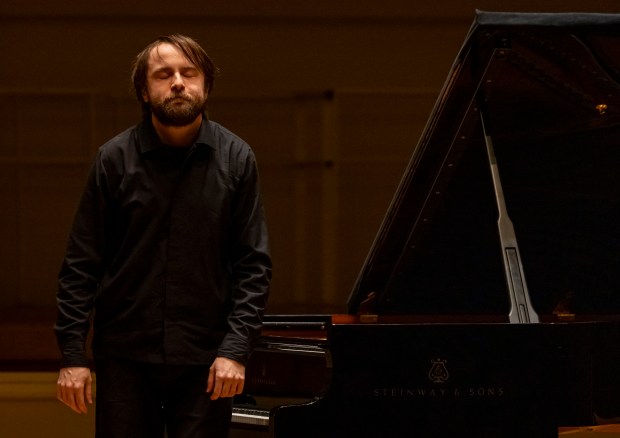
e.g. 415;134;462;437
206;357;245;400
56;367;93;414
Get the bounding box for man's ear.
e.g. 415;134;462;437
141;89;149;103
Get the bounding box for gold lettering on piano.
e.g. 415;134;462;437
370;386;504;399
469;387;504;397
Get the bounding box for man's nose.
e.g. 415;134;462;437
171;72;185;90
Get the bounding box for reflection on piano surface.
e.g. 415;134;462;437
232;11;620;437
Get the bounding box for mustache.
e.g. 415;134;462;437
164;93;193;103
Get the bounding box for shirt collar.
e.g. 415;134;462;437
136;115;217;155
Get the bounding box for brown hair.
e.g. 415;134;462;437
130;34;218;117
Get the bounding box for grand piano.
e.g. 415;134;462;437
232;10;620;437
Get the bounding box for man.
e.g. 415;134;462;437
55;34;272;437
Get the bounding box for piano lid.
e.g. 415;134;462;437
348;10;620;316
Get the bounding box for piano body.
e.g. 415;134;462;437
232;11;620;437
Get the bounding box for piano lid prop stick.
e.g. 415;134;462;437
480;111;539;324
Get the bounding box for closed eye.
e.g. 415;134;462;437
181;68;200;78
152;68;173;80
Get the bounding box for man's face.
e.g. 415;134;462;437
142;43;208;127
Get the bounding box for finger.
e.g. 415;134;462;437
56;381;64;402
230;383;240;397
74;385;87;414
86;377;93;405
69;387;83;414
221;381;232;398
210;380;222;400
64;388;79;414
62;377;85;414
57;382;73;410
206;366;215;394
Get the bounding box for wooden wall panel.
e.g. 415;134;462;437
18;164;88;305
0;165;19;307
0;19;468;100
13;95;91;159
0;94;93;308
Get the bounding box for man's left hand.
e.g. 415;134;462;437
207;356;245;400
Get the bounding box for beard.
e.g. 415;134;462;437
149;92;207;127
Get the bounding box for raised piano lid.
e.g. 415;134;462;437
348;10;620;319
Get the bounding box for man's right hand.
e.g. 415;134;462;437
56;367;93;414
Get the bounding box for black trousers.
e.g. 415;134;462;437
94;356;232;438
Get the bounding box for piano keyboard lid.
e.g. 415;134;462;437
348;10;620;318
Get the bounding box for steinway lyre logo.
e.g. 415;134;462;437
428;358;449;383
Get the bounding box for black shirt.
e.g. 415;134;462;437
55;117;272;367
